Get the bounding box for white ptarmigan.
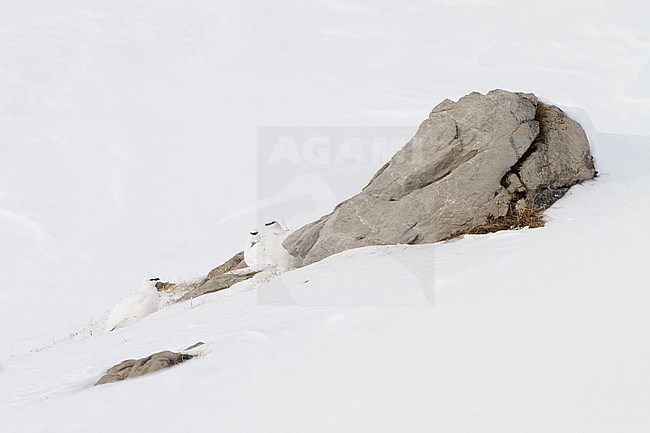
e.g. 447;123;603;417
262;221;301;270
243;230;266;268
106;277;161;332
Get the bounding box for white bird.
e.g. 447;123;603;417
106;277;161;332
262;221;301;270
244;230;266;268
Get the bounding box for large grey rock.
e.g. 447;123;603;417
284;89;595;265
95;350;193;385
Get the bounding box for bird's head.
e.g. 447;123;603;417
248;230;260;246
264;221;285;235
144;277;163;291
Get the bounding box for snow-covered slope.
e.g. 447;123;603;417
2;1;650;431
2;126;650;432
2;0;650;353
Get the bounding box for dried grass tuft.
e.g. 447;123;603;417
447;206;544;239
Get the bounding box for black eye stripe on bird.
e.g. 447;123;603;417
149;278;160;281
265;221;276;226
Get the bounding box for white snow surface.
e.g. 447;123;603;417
1;1;650;431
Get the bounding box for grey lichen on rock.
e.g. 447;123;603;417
283;89;595;266
95;350;194;385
